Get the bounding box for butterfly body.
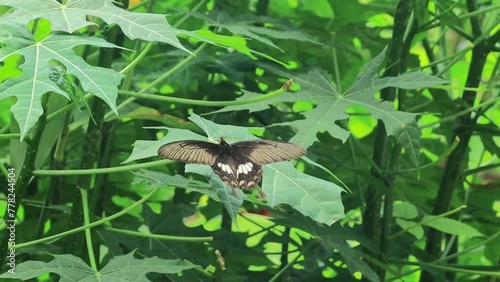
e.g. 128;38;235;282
158;137;305;197
211;139;263;191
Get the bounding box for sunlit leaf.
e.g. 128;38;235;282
0;23;123;140
0;0;189;52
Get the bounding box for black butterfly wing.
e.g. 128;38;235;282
158;138;304;198
157;140;220;165
230;140;306;165
212;154;262;189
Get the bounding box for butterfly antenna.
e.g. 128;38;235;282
217;112;236;141
197;115;219;142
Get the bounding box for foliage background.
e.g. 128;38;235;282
0;0;499;281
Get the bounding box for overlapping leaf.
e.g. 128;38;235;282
170;9;319;51
215;50;448;166
0;0;189;52
264;162;344;225
0;252;199;281
422;216;484;237
0;23;124;140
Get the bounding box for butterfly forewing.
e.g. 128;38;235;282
231;140;306;164
158;140;220;165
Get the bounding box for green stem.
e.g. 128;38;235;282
81;189;98;272
0;133;21;139
104;227;213;242
118;86;287;107
33;159;171;176
12;189;157;250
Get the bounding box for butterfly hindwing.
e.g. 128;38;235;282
235;160;262;188
212;155;262;189
158;140;220;165
212;154;264;197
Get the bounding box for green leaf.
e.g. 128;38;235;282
422;216;484;237
0;0;189;52
208;171;245;225
170;9;320;51
214;50;448;168
0;252;199;281
194;30;257;59
393;201;419;219
217;15;320;51
395;218;423;239
264;162;344;225
0;23;124;140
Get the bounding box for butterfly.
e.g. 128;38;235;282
158;138;306;198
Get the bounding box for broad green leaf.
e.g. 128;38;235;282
170;9;320;51
264;162;345;225
0;23;124;140
0;0;189;52
422;216;484;237
0;252;199;281
194;30;257;59
214;50;448;167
